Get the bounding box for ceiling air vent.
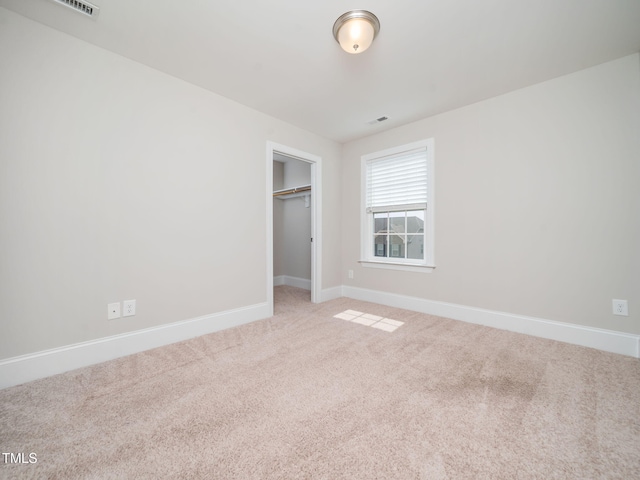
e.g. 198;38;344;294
51;0;100;18
367;116;389;125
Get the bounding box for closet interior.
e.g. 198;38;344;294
273;155;312;302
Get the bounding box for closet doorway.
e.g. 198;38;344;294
266;142;322;316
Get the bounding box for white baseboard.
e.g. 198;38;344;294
342;286;640;358
4;286;636;390
273;275;311;291
321;286;344;302
0;302;270;390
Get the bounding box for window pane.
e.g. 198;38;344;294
389;234;405;258
407;210;424;233
407;234;424;260
374;212;388;234
374;234;387;257
389;211;405;233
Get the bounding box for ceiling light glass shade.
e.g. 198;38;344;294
333;10;380;54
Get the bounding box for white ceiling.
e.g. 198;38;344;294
2;0;640;143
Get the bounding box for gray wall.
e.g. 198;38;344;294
282;160;311;281
1;6;638;363
0;8;342;359
341;54;640;334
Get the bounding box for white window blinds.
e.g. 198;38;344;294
366;147;428;211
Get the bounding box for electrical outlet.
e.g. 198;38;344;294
612;299;628;316
348;269;354;279
107;302;121;320
123;299;136;317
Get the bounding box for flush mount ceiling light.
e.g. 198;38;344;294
332;10;380;54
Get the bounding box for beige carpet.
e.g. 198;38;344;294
1;286;639;479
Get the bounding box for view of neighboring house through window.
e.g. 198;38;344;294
361;139;434;270
374;210;424;259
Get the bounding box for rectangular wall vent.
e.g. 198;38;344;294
367;116;389;125
51;0;100;18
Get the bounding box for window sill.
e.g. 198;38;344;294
359;260;435;273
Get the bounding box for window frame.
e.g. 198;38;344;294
360;139;435;273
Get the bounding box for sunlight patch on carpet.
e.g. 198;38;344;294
333;310;404;332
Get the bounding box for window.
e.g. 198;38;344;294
360;139;434;272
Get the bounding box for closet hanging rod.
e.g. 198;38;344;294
272;185;311;197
